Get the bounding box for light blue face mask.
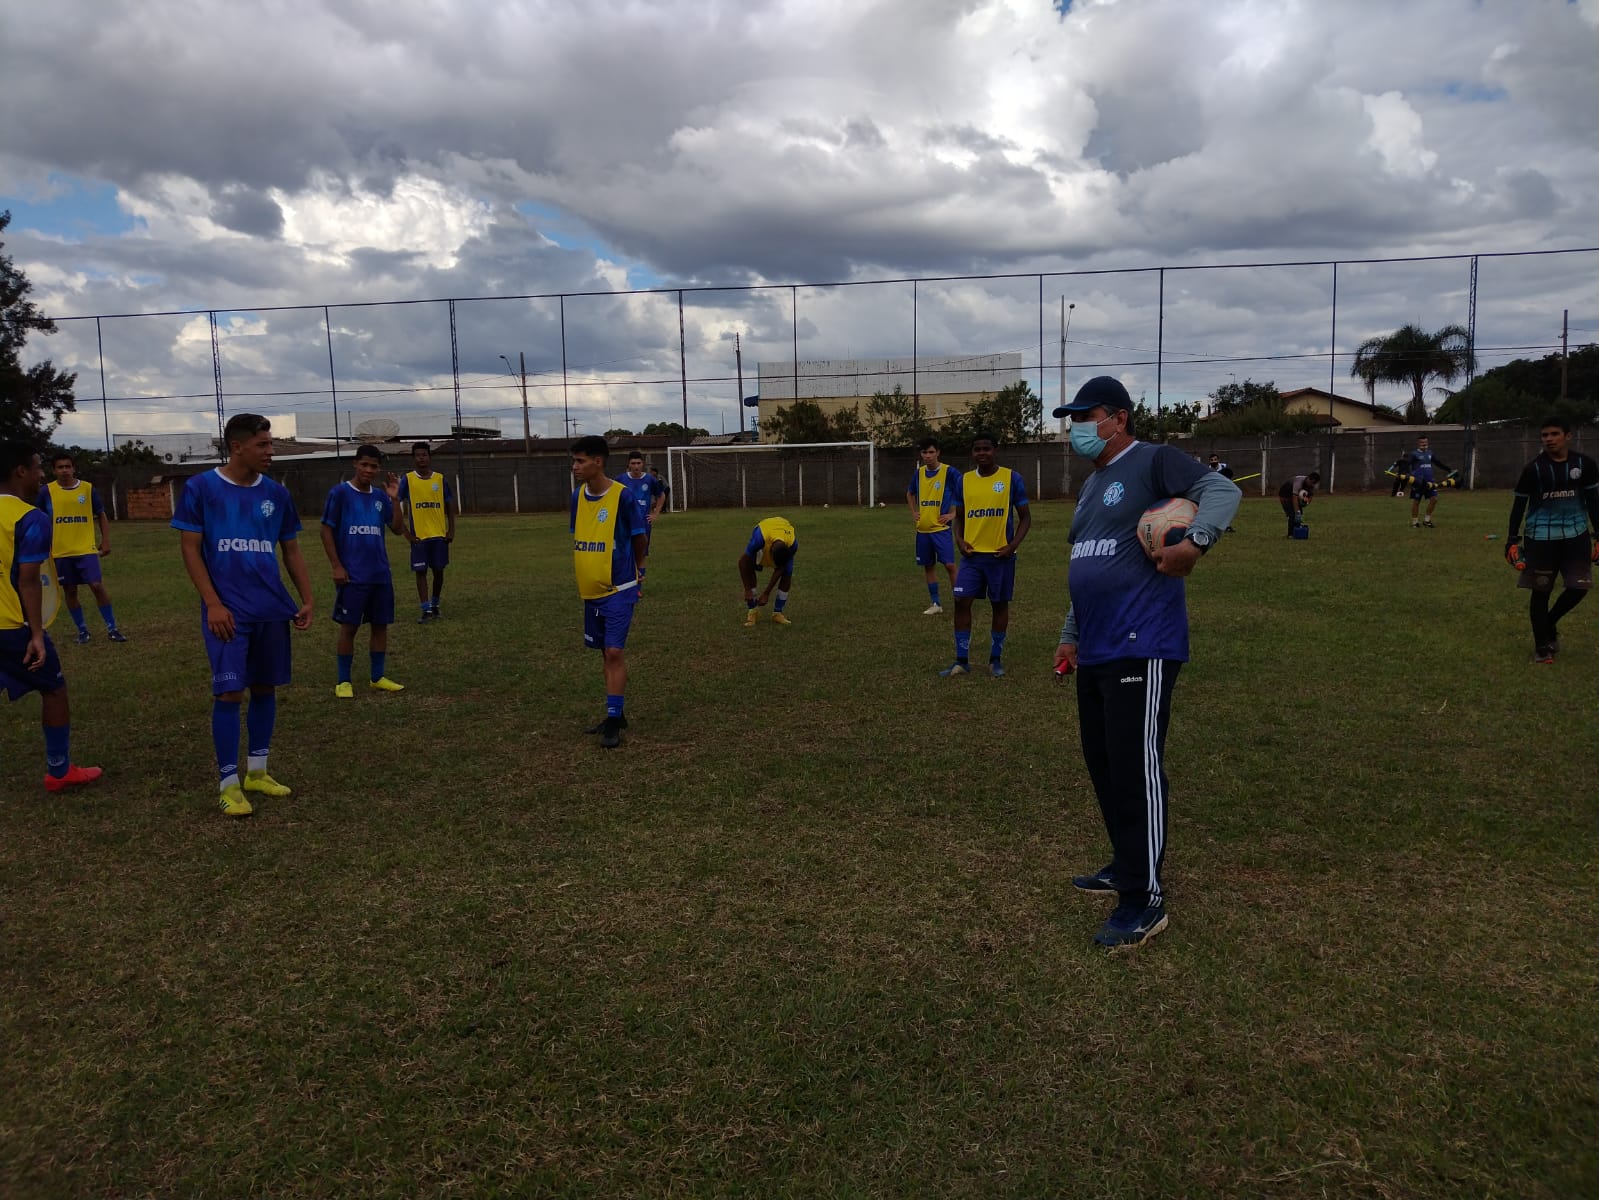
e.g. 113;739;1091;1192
1069;415;1109;460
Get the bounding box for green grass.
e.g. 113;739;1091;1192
3;493;1595;1198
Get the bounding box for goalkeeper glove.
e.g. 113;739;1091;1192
1505;541;1525;571
1591;541;1599;564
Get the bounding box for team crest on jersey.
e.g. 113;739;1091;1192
991;481;1005;494
260;498;276;518
597;507;609;524
431;482;440;493
76;494;87;505
1102;482;1125;507
1572;465;1583;480
373;499;383;511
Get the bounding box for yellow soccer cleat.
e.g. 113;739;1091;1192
334;681;355;699
369;677;405;692
772;612;792;626
244;770;292;797
744;609;758;627
217;784;254;818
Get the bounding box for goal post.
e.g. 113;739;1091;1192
666;442;877;512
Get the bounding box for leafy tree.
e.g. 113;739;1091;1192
640;421;710;439
943;380;1044;445
1;211;77;444
1128;399;1203;438
863;385;933;450
1195;378;1320;436
1208;378;1282;416
54;440;162;468
1434;345;1599;425
1349;322;1474;422
764;399;863;444
603;427;635;439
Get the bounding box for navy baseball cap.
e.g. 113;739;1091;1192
1053;375;1132;419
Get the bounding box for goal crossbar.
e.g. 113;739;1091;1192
667;441;876;512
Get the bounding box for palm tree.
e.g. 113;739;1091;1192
1349;323;1475;424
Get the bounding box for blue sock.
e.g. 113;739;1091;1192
746;598;757;610
928;583;940;604
370;651;386;682
954;631;971;663
213;699;242;787
606;693;625;718
774;590;788;613
69;606;87;634
991;631;1007;662
98;603;117;629
421;601;430;616
44;723;70;778
337;653;353;683
246;693;276;767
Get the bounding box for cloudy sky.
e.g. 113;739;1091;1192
3;0;1596;445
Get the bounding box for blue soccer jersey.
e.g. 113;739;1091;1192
621;471;665;521
321;482;396;584
171;469;302;621
1063;442;1240;665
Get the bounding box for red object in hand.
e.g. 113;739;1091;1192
1505;543;1525;571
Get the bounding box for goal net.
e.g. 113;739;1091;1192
665;442;878;512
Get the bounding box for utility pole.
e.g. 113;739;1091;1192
1059;300;1074;433
1561;308;1569;403
518;350;530;454
735;332;745;436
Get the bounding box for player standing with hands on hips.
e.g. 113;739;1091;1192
1053;377;1240;948
1505;416;1599;663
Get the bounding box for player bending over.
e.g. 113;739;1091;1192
739;517;797;626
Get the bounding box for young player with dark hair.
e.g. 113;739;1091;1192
0;442;102;792
570;435;647;748
321;445;407;697
738;517;797;627
906;436;958;615
941;434;1030;677
1394;435;1454;529
1505;416;1599;663
621;451;667;551
1055;377;1241;949
398;442;455;622
1277;471;1319;537
36;451;126;642
172;414;313;818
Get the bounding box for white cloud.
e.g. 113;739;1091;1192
1361;92;1438;179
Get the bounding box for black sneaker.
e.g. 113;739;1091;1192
107;628;128;643
583;715;629;735
1093;902;1169;949
1532;646;1555;665
599;716;625;749
1071;866;1119;895
75;629;91;644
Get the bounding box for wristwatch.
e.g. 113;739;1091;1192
1185;528;1213;553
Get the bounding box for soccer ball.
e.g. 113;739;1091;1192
1137;498;1198;559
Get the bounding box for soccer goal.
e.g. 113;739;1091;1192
666;441;877;512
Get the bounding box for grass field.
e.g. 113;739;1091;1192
2;491;1595;1198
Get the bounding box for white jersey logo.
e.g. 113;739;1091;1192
1102;482;1125;507
260;498;276;518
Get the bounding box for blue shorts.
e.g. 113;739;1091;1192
954;555;1017;603
203;616;292;694
410;538;449;572
583;589;639;651
0;627;65;700
333;580;396;627
915;529;955;567
55;554;103;587
1409;481;1439;502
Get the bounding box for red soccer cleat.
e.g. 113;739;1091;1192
44;764;104;792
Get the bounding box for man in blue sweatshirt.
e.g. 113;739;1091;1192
1053;377;1241;949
